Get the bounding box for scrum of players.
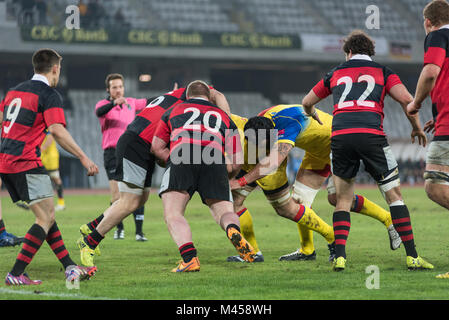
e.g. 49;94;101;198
2;0;449;286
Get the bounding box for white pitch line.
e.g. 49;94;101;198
0;287;127;300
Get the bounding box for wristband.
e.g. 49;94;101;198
238;177;248;187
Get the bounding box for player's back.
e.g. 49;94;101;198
126;87;186;145
316;58;401;137
161;98;236;165
0;79;65;173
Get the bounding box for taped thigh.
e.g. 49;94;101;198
424;170;449;186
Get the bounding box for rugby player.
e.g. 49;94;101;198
303;30;433;271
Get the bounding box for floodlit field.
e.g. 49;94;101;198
0;187;448;300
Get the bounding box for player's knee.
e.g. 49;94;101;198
327;193;337;207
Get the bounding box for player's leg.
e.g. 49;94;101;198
423;140;449;209
267;187;335;248
207;198;256;263
280;167;327;261
362;135;432;270
49;171;65;211
0;179;24;247
227;176;263;262
109;179;125;239
327;175;401;250
161;190;200;272
331;175;354;271
78;188;149;266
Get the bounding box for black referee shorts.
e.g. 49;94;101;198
331;133;398;182
103;147;118;181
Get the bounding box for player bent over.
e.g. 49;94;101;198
303;30;432;271
152;80;256;272
0;48;98;285
77;83;232;268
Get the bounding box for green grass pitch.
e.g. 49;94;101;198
0;187;448;300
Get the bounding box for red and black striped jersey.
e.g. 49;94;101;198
423;27;449;139
312;56;402;137
126;87;186;145
154;98;239;164
0;79;66;173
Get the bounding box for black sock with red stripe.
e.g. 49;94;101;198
333;211;351;259
46;222;76;269
84;229;104;250
0;219;5;234
179;242;197;263
87;214;104;231
10;224;46;276
390;203;418;258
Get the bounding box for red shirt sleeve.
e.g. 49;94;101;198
0;98;4;113
154;118;171;144
424;31;448;68
44;92;66;127
312;79;331;99
385;74;402;92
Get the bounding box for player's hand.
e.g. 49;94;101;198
172;82;178;91
411;129;427;147
114;97;127;106
406;101;421;116
80;156;99;176
424;119;436;134
229;179;241;190
308;109;323;125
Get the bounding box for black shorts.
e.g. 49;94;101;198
331;133;398;182
115;131;156;188
159;163;232;204
103;148;118;181
1;166;53;203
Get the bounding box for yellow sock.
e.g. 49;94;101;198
352;195;391;227
294;205;334;244
57;198;65;206
237;208;260;253
297;224;315;255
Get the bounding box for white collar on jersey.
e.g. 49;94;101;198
439;24;449;30
31;74;50;86
350;54;372;61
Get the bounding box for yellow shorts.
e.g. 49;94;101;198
242;159;289;194
296;109;332;176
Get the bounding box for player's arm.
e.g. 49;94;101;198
151;136;170;164
210;89;231;116
407;64;441;115
95;97;127;117
389;83;427;147
48;123;98;176
302;90;323;125
408;31;446;115
229;142;292;190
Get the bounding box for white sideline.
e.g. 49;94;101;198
0;287;127;300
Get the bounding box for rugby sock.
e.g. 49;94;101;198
333;211;351;259
56;184;64;206
133;206;144;235
236;208;260;253
294;205;334;244
84;229;104;250
0;219;5;234
87;214;104;231
179;242;197;263
297;224;315;255
11;224;46;276
46;222;76;269
390;201;418;258
117;221;124;230
226;223;241;234
351;195;392;227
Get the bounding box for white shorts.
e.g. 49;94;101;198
426;141;449;167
